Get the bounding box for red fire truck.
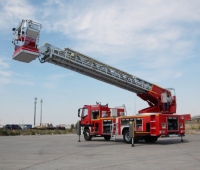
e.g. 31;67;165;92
11;19;191;143
78;103;190;143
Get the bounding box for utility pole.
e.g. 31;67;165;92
34;97;37;126
40;99;43;126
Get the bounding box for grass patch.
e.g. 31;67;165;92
185;121;200;130
0;128;76;136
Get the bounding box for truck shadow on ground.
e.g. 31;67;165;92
78;137;190;147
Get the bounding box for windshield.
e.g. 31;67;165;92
82;108;88;117
78;108;88;118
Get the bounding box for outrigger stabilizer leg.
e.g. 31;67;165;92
77;121;81;142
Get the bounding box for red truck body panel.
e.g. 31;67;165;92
80;104;190;141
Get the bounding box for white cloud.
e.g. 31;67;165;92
0;76;34;86
132;69;183;84
42;82;55;89
39;0;200;71
0;58;10;69
174;72;183;78
12;79;34;86
0;77;11;84
0;0;199;84
0;57;34;86
47;73;72;81
0;0;36;33
0;70;12;77
0;58;12;80
42;73;73;89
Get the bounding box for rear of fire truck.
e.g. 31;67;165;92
131;113;191;143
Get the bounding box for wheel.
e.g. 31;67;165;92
104;135;111;141
84;129;92;141
123;129;132;144
144;136;158;143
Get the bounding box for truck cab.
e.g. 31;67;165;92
78;104;125;141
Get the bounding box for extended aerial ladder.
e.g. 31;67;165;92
12;19;177;114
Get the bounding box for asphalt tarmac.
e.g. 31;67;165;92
0;134;200;170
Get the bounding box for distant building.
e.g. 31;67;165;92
41;123;53;128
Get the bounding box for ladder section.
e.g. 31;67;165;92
39;43;153;94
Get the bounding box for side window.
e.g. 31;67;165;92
136;118;143;131
92;111;99;119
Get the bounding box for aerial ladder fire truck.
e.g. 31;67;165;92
11;19;191;143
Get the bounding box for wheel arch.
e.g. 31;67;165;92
83;126;89;133
122;127;129;135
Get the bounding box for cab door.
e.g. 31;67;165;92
78;107;91;126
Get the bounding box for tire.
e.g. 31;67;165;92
144;136;158;143
123;129;132;144
84;129;92;141
104;135;111;141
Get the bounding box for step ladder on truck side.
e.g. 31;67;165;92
110;122;118;141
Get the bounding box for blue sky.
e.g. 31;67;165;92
0;0;200;126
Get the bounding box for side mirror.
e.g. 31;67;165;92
78;108;87;118
78;109;80;117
